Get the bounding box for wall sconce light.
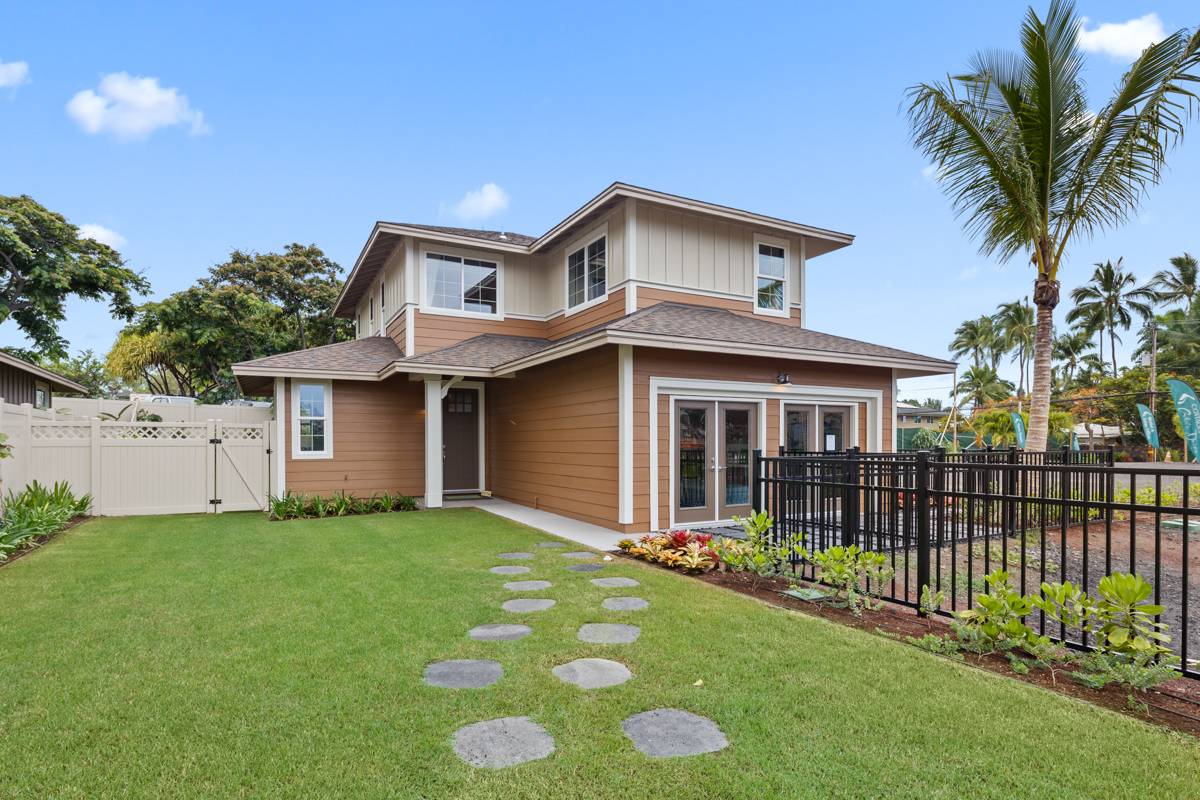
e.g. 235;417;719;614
776;372;791;385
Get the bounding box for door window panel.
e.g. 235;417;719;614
786;409;810;453
822;411;845;451
678;407;707;509
724;409;750;506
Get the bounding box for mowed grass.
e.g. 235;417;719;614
0;509;1197;799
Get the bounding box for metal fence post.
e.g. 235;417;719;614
915;449;931;614
751;448;763;514
1005;446;1017;536
843;446;860;547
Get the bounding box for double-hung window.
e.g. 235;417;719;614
293;381;332;458
566;233;606;310
426;252;499;315
755;239;788;316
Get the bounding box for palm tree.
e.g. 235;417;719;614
949;315;1001;369
994;299;1036;395
1052;326;1093;385
1144;253;1198;311
955;365;1015;409
1066;258;1155;375
906;0;1200;451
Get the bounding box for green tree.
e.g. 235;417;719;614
949;315;1002;369
1052;326;1094;387
970;407;1073;446
994;299;1036;396
1136;306;1200;376
906;0;1200;451
0;195;149;356
205;243;351;350
1066;259;1155;376
41;350;131;397
1144;252;1198;311
955;365;1014;409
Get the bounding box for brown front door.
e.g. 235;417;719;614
675;401;714;523
443;388;479;492
718;403;756;519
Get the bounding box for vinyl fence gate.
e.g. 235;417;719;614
7;419;272;516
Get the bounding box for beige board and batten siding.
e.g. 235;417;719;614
283;377;425;497
487;346;619;528
356;243;406;340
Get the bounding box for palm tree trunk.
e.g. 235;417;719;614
1026;292;1057;452
1109;325;1119;375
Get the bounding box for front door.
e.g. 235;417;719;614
443;388;479;492
673;400;758;524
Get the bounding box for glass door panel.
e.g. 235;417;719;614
785;406;812;453
718;403;756;519
822;409;847;451
675;401;715;523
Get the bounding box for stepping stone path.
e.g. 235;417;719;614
591;577;639;588
577;622;640;644
621;709;729;757
502;598;556;613
489;565;531;575
439;538;726;768
468;623;532;641
452;716;555;769
503;580;552;592
603;596;649;611
424;659;503;689
552;658;633;689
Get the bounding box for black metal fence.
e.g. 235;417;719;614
752;447;1198;679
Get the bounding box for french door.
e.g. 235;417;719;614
674;400;757;524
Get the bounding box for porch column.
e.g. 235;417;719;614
424;378;443;508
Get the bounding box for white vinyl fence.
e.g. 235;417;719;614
51;397;272;423
0;402;272;515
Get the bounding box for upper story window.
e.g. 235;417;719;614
566;233;606;311
368;290;374;326
426;252;499;316
292;381;332;459
34;381;49;410
380;280;386;317
754;237;789;317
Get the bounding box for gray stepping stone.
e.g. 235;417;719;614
561;551;597;560
468;623;532;641
577;623;640;644
603;596;649;611
497;552;534;560
621;709;729;757
424;659;503;689
490;565;531;575
536;541;566;548
502;598;556;613
552;658;633;689
503;580;552;592
591;577;639;588
452;716;555;769
567;563;604;573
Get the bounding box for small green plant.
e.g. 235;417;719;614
1071;650;1180;704
266;491;418;521
953;570;1043;654
919;584;945;626
905;633;963;660
0;480;90;561
1093;573;1171;659
810;545;895;616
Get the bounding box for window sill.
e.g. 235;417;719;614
418;305;504;322
291;450;334;460
564;291;609;317
753;306;789;319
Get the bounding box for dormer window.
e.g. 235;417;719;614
754;237;789;317
566;231;606;312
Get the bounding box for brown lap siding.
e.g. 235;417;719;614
632;348;893;531
284;377;424;497
487;346;620;529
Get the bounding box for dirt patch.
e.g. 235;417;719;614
615;552;1200;739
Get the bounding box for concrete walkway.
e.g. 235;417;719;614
445;497;627;551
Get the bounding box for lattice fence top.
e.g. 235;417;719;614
30;425;91;441
100;424;208;441
218;425;264;441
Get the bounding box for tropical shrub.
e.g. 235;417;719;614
619;530;719;573
268;491;419;521
953;570;1044;653
809;545;895;616
0;480;91;561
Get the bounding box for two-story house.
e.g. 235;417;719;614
232;183;954;532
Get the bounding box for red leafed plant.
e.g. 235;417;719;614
669;530;694;549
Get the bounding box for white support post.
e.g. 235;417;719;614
90;417;103;515
424;378;444;508
618;345;634;525
273;377;286;497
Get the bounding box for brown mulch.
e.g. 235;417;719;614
0;516;91;569
615;551;1200;739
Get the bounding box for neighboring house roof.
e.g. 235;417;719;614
233;301;955;394
0;351;88;395
896;403;949;417
334;181;857;316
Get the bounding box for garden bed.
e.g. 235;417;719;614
615;550;1200;738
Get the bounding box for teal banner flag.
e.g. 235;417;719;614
1168;379;1200;461
1136;403;1161;450
1071;432;1080;452
1010;412;1027;449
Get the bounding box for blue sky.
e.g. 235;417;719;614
2;1;1197;403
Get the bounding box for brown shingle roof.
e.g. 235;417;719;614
236;336;402;373
391;224;537;246
399;334;551;369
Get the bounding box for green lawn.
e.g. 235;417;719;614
0;509;1196;799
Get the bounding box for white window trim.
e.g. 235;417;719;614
563;223;609;316
291;379;333;460
419;243;505;321
753;233;790;318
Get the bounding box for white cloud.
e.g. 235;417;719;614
0;58;29;88
1078;13;1165;60
66;72;209;140
446;182;510;221
957;266;981;281
78;223;126;249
